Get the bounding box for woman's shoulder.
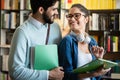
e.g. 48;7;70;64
62;35;74;41
59;35;74;44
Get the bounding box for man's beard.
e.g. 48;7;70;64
42;12;54;24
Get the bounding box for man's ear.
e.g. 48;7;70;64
38;7;44;14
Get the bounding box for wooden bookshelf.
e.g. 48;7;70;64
89;9;120;77
0;0;31;80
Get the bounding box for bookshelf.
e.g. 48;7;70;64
88;9;120;79
88;9;120;52
0;0;120;80
0;0;31;80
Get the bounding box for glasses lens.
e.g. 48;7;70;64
66;14;73;18
74;13;81;19
66;13;83;20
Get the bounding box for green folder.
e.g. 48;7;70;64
73;58;118;74
31;44;58;70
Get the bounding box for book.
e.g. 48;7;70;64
73;58;118;74
111;73;120;79
2;55;9;71
31;44;58;70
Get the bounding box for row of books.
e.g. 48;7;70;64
1;0;31;10
106;35;120;52
1;0;19;10
92;34;120;52
1;11;31;29
0;55;9;72
1;0;119;10
89;13;120;31
1;12;19;29
61;0;117;9
0;72;11;80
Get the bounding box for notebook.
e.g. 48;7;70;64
73;58;118;73
31;44;58;70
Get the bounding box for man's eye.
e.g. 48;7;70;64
53;8;58;11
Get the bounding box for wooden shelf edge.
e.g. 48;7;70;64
0;45;11;48
103;53;120;60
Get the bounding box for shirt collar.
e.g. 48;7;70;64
69;31;78;42
28;16;48;29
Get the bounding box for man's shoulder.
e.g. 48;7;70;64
15;20;33;35
50;22;59;27
50;22;61;32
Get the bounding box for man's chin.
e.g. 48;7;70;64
47;20;54;24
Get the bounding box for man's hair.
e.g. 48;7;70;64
30;0;60;14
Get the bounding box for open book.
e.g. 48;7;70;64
73;58;118;74
31;44;58;70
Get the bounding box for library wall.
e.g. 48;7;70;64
0;0;120;80
0;0;31;80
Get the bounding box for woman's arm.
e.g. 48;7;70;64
58;36;78;80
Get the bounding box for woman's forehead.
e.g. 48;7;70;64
69;7;83;14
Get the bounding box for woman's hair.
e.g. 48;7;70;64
30;0;60;14
71;4;90;17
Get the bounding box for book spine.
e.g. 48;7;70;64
107;35;111;52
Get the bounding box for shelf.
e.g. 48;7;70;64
89;30;120;35
1;9;20;12
102;76;120;80
107;31;120;36
62;9;120;14
89;9;120;14
103;52;120;60
0;71;8;74
0;45;11;48
88;31;105;36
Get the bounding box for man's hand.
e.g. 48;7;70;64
49;67;64;80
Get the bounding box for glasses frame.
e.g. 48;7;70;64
66;13;86;20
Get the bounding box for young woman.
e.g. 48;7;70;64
58;4;111;80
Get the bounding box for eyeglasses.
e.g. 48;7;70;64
66;13;86;20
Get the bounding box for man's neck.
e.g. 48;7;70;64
32;13;45;24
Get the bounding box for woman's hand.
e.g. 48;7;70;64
92;67;111;77
92;46;105;58
77;67;111;79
